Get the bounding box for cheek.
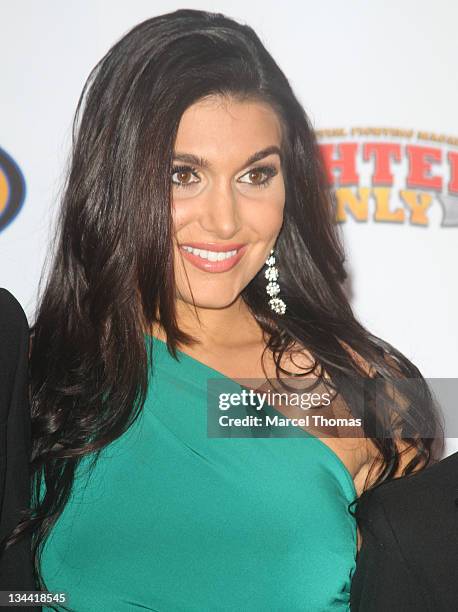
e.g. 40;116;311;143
244;187;285;235
172;201;193;232
246;208;282;236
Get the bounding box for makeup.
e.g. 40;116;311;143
179;243;248;272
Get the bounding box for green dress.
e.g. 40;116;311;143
40;335;357;611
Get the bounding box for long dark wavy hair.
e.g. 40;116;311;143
0;8;443;597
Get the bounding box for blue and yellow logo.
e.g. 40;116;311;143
0;147;26;233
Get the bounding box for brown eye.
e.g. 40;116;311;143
171;165;200;189
248;169;263;184
176;171;192;184
239;165;278;188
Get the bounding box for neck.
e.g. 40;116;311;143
150;296;264;348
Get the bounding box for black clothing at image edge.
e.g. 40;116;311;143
350;449;458;611
0;288;39;610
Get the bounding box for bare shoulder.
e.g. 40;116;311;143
280;338;427;495
282;337;379;378
275;339;379;476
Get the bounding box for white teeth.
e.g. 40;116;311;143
181;246;238;261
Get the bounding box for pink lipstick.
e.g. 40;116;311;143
178;242;248;273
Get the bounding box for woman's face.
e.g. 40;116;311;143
172;94;285;309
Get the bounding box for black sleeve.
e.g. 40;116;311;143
0;289;40;608
350;489;433;612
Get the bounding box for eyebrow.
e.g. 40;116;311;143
172;145;282;171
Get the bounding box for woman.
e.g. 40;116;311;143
2;9;442;611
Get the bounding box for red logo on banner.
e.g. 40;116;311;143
316;128;458;227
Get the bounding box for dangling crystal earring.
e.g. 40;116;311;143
264;248;286;315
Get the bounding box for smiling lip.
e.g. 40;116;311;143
180;242;246;252
179;243;248;273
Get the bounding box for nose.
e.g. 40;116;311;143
198;178;242;238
